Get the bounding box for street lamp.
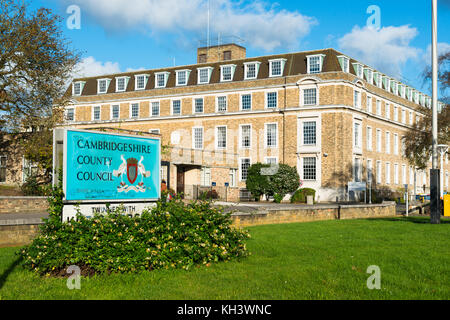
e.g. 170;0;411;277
437;144;449;198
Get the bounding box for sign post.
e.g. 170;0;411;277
55;129;161;221
405;184;409;217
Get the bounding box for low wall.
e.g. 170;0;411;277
0;196;48;214
0;220;43;247
231;202;396;227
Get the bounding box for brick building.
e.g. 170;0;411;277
56;44;449;202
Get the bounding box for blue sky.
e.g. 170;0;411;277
32;0;450;97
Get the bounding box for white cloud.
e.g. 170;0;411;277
73;56;121;78
424;42;450;65
63;0;317;51
338;25;420;78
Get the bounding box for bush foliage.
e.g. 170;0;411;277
290;188;316;203
19;192;250;275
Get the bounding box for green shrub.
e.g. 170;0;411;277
267;164;300;200
291;188;316;203
200;189;219;200
273;193;283;203
19;196;250;275
245;163;271;201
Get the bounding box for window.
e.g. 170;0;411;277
394;164;399;185
385;103;390;119
73;81;85;96
386;163;391;184
97;79;110;94
217;96;227;112
409;111;413;125
352;63;364;78
111;105;119;119
151;102;160;117
393;106;398;121
155;72;169;88
303;157;316;180
376;161;382;184
266;92;278;108
307;55;325;74
193;127;203;150
149;129;160;134
216;126;227;149
22;157;38;183
303;121;317;145
367;127;373;151
376;100;381;116
241;94;252;110
66;108;74;121
244;62;260;80
367;96;372;113
220;65;236;82
354;122;361;149
401;109;406;123
354;90;361;108
201;167;211;186
365;68;373;84
198;67;213;84
229;169;237;187
116;77;129;92
367;159;373;183
93;106;101;121
376;129;382;152
240;125;251;149
354;158;362;182
172;100;181;115
338;55;350;73
402;165;407;185
135;75;148;90
265;123;278;148
265;157;278;165
303;88;317;105
131;103;139;118
223;51;231;61
410;167;414;185
176;70;190;86
385;132;391;154
0;155;6;183
194;98;204;113
240;158;251;181
269;59;287;77
394;134;399;155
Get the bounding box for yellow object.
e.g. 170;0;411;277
444;195;450;217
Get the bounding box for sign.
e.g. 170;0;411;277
224;182;229;187
63;129;161;203
63;203;157;221
212;182;217;187
348;181;367;192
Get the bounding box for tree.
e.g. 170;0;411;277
0;0;80;182
403;51;450;170
245;163;271;201
267;164;300;200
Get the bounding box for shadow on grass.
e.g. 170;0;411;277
368;216;450;224
0;256;22;290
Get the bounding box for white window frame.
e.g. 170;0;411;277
22;157;38;183
66;108;75;122
264;123;278;149
150;101;160;117
220;64;236;82
72;81;86;96
364;67;374;84
367;95;372;113
240;93;252;111
155;72;170;88
386;162;391;184
115;76;130;92
92;106;101;121
216;96;228;113
265;157;278;165
376;100;382;116
193;97;204;114
306;55;325;74
197;67;214;84
215;125;227;150
269;58;287;77
239;124;252;149
192;127;204;150
376;129;382;152
367;126;373;151
353;120;362;153
301;87;318;106
239;157;252;182
385;131;391;154
171;99;182;116
393;105;399;122
352;63;364;79
176;70;191;86
376;160;382;184
394;163;399;185
393;134;399;155
97;78;111;94
385;103;390;119
337;55;350;73
111;105;120;120
302;157;317;181
135;74;149;91
244;62;261;80
354;89;362;109
266;91;278;109
130;103;140;119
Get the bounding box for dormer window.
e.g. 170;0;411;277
115;76;130;92
364;68;373;84
244;62;261;80
382;76;390;90
399;84;405;98
97;78;111;94
72;81;86;96
352;63;364;79
66;108;74;121
155;72;170;88
337;55;350;73
220;64;236;82
197;67;214;84
135;74;149;90
306;55;325;74
373;72;382;88
390;80;398;94
269;58;287;77
176;70;191;86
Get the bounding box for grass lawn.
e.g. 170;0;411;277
0;216;449;300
